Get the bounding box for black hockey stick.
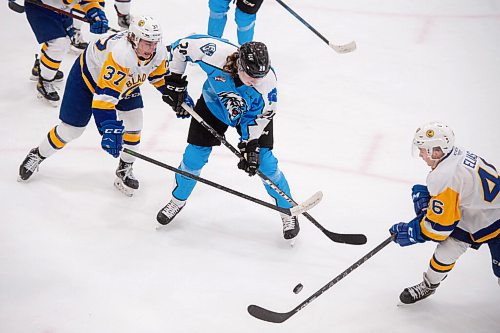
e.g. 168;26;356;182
248;234;395;323
275;0;356;54
8;1;25;13
123;148;322;216
181;103;367;245
18;0;120;33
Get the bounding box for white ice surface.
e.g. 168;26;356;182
1;1;499;332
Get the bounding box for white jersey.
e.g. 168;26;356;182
81;31;169;112
420;146;500;244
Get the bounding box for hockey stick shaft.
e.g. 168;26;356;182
25;0;120;33
248;234;395;323
123;148;320;216
274;0;356;54
181;103;366;245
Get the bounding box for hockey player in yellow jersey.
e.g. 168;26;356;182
389;122;500;304
18;15;189;197
24;0;109;105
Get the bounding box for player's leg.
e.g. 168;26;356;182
208;0;231;38
25;2;71;105
69;4;89;51
113;89;144;196
235;0;263;44
487;237;500;286
18;58;93;181
157;97;228;225
400;237;469;304
114;0;131;28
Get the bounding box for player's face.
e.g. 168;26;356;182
136;39;158;59
238;69;262;87
418;148;444;169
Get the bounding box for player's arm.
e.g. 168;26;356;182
419;187;461;241
78;0;108;34
148;59;169;93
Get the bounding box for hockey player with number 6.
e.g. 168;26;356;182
18;16;192;197
389;122;500;304
158;35;300;240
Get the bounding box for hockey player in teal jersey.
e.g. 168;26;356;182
158;35;300;240
207;0;263;45
390;122;500;304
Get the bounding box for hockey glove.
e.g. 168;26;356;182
237;139;260;176
85;7;109;34
389;215;427;247
100;119;124;158
162;74;190;118
412;184;431;216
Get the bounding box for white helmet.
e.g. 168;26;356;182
128;15;162;47
413;121;455;157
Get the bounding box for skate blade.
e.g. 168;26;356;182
17;176;27;183
37;94;60;108
114;178;134;197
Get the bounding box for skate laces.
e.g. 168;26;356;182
281;215;298;231
41;80;57;94
162;200;183;218
24;151;43;173
117;162;136;181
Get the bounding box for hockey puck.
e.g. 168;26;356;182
293;283;303;294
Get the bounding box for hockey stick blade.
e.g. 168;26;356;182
324;229;367;245
247;305;292;324
8;1;25;13
330;41;357;54
248;235;394;323
289;191;323;216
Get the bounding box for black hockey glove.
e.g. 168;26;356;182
237;139;260;176
162;74;190;118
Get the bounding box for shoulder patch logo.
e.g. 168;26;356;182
218;91;248;122
214;76;226;82
200;43;217;56
267;88;277;104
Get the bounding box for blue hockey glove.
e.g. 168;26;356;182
85;8;109;34
237;139;260;176
389;215;426;247
412;184;431;216
100;119;124;158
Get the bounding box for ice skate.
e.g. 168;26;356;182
37;75;60;107
399;273;440;304
115;5;131;29
30;54;64;82
114;159;139;197
156;198;186;226
70;29;89;53
280;213;300;241
18;147;45;182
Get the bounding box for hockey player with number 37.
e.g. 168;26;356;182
157;35;300;240
18;16;192;197
389;122;500;304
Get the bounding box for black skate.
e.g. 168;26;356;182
114;159;139;197
157;199;186;225
37;75;60;107
18;147;45;182
70;29;89;52
115;5;131;29
30;54;64;82
399;273;440;304
281;213;300;240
